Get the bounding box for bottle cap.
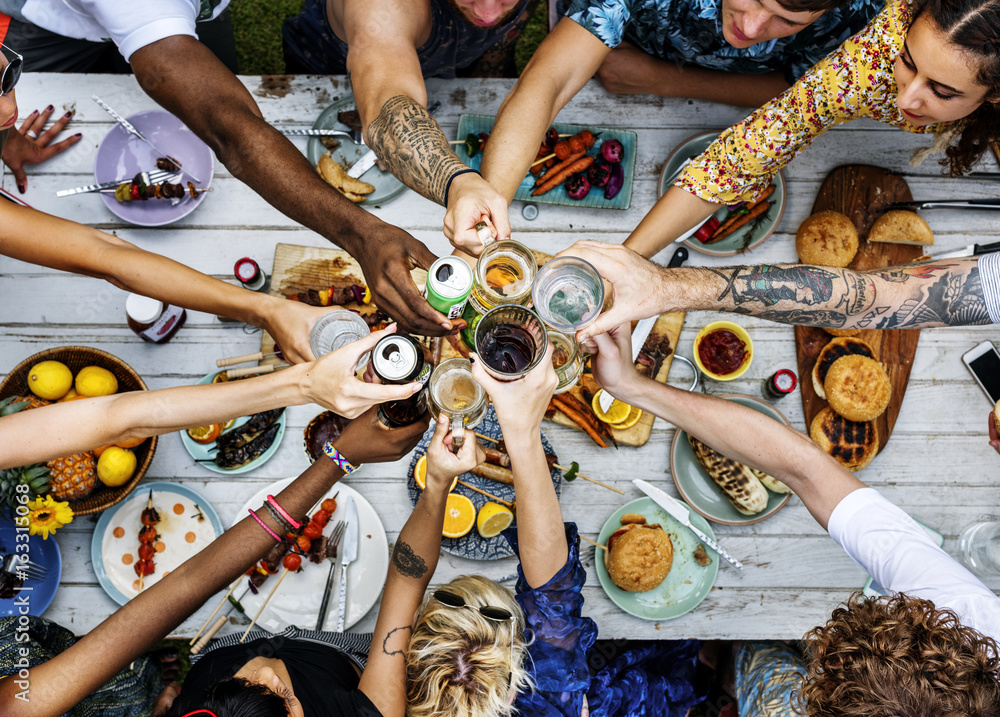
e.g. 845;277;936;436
521;203;539;220
235;257;261;284
126;294;164;324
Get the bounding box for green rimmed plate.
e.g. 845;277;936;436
658;130;785;256
595;497;719;621
670;394;792;525
456;114;636;210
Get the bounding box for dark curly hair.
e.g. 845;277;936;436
910;0;1000;175
800;592;1000;717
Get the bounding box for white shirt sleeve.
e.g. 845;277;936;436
979;252;1000;324
828;487;1000;641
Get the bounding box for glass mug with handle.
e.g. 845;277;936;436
427;358;488;448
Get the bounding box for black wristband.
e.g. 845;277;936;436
445;168;480;207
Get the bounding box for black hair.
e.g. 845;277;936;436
162;677;290;717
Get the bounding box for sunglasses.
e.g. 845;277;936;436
0;42;23;97
433;589;516;687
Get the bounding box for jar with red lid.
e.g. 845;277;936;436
126;294;186;344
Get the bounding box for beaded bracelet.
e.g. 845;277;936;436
444;168;480;207
323;441;359;474
266;495;302;530
248;508;282;542
262;501;293;533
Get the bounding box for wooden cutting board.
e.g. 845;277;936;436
261;244;685;447
794;165;923;457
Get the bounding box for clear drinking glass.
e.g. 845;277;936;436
547;329;583;394
474;305;548;382
468;240;538;314
531;256;605;334
309;310;371;369
427;358;488;448
958;520;1000;576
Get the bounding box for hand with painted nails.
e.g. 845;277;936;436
2;105;83;193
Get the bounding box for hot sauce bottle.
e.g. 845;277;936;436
126;293;186;344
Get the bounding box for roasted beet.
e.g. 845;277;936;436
588;160;612;188
566;174;592;200
544;127;560;150
601;139;624;164
604;163;625;199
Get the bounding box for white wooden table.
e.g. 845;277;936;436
4;74;999;640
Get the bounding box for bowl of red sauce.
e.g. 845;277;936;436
693;321;753;381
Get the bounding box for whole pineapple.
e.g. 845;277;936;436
0;463;51;517
47;453;98;501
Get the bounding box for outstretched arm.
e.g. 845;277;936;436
557;241;991;340
129;35;450;336
0;408;427;717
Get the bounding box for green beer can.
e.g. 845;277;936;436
424;256;473;320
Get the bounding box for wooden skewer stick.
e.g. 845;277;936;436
226;363;289;379
554;464;625;495
191;615;228;654
217;351;281;368
456;479;514;508
530;153;555;168
190;579;241;645
474;432;499;444
138;489;154;593
240;568;290;642
580;534;607;550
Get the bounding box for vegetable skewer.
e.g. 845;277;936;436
554;462;624;495
240;568;290;642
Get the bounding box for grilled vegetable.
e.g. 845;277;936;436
566;174;592;200
749;467;792;494
687;434;768;515
215;409;284;453
604;162;624;199
588;160;612;188
214;423;281;469
601;139;624;163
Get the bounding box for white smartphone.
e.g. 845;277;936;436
962;340;1000;404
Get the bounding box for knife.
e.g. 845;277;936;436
931;239;1000;259
599;247;688;413
633;479;743;570
347;149;379;179
92;95;203;184
284;129;358;137
886;198;1000;211
335;497;359;632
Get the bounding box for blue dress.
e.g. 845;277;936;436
507;523;705;717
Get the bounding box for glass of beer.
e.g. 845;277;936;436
309;310;371;369
547;329;583;394
474;305;548;382
427;358;488;448
531;256;605;335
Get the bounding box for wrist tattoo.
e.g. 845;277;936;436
382;625;413;657
366;95;468;205
392;539;429;579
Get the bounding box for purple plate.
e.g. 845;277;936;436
95;109;214;227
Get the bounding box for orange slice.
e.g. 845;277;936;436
608;406;643;431
442;493;476;538
414;453;458;492
591;390;631;424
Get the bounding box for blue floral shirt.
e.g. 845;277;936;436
564;0;882;82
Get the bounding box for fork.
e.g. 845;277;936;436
316;520;347;630
282;128;365;145
1;553;47;580
96;170;182;193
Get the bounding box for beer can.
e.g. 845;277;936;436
372;334;431;428
763;369;797;399
424;256;473;320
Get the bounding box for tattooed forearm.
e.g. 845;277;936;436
392;539;429;579
366;95;468;204
382;625;413;657
876;262;989;328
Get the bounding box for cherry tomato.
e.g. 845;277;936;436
283;554;302;571
296;535;312;553
138;526;157;543
693;216;722;243
553;141;571;160
568;136;585;153
134;559;155;577
579;130;596;148
138;543;155;561
313;509;331;526
321;498;337;513
303;522;323;540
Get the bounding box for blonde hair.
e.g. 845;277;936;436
406;575;533;717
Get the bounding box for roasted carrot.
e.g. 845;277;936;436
707;201;772;244
710;185;776;240
561;390;617;447
532;155;593;196
535;150;584;185
551;396;609;448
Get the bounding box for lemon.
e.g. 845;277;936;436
58;388;79;402
413;453;458;492
591;390;632;424
442;493;476;538
76;366;118;397
97;447;137;487
608;406;643;431
27;360;74;400
476;502;514;538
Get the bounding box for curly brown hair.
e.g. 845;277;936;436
800;592;1000;717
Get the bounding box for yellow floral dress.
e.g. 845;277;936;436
677;0;945;204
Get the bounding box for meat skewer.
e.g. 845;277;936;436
240;568;291;642
135;489;159;591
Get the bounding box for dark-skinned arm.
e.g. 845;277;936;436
0;407;428;717
128;35;451;335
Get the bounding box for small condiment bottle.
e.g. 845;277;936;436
763;369;797;400
234;257;269;293
126;293;186;344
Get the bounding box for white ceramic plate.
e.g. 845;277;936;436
234;479;389;631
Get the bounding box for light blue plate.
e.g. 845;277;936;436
595;497;719;621
179;371;286;475
406;404;561;560
91;481;223;605
456;114;637;210
658;130;786;257
0;519;61;616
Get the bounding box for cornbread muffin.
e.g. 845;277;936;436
811;337;876;400
796;210;859;267
605;523;673;593
810;407;879;472
868;210;934;246
824;355;892;422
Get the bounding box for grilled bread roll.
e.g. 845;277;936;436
605;523;673;592
824;355;891;422
688;434;768;515
809;407;879;472
868;210;934;246
811;337;876;400
796;210;859;267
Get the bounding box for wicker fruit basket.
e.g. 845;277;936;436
0;346;157;515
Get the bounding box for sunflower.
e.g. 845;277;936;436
27;495;74;539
